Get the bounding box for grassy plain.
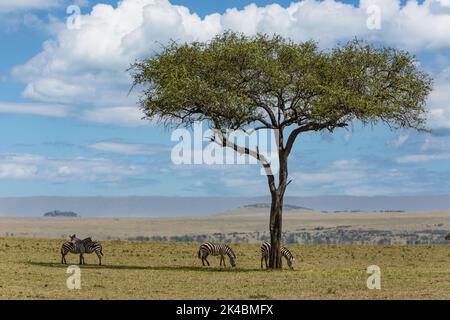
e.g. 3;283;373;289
1;237;450;299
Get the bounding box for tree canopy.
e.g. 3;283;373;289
130;32;432;144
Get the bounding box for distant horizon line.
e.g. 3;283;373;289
1;195;450;198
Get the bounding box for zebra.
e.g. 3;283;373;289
260;242;294;270
198;242;236;268
70;235;103;265
60;235;103;265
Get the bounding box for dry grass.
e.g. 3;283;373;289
1;237;450;299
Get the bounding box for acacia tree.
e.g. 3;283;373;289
130;32;432;269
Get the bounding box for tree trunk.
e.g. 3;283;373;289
268;189;283;269
269;149;288;270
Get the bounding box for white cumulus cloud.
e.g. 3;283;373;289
89;141;168;155
79;106;146;126
0;102;71;117
0;153;145;182
396;153;450;163
427;69;450;129
0;163;37;179
8;0;450;127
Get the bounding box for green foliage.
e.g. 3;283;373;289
130;31;432;132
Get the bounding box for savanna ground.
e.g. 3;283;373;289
1;237;450;299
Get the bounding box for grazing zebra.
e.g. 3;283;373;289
260;242;294;270
198;242;236;268
60;235;103;265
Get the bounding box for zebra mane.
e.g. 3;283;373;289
70;235;95;244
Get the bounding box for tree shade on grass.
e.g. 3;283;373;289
130;32;433;269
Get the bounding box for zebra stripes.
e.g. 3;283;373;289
260;242;294;270
61;234;103;265
60;241;88;265
60;241;77;264
198;242;237;267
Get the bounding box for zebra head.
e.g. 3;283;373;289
229;253;237;268
287;257;295;270
70;234;77;241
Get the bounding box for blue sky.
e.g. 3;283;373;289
0;0;450;197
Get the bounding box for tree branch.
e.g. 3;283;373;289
259;105;278;127
284;125;312;157
285;121;348;156
211;130;276;192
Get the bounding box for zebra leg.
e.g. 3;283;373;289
261;256;264;269
223;256;226;267
205;257;210;266
96;252;102;265
265;255;269;269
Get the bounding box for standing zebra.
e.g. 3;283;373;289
60;235;103;265
198;242;236;268
260;242;294;270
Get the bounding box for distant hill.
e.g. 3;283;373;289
241;203;313;211
218;203;316;217
44;210;78;218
